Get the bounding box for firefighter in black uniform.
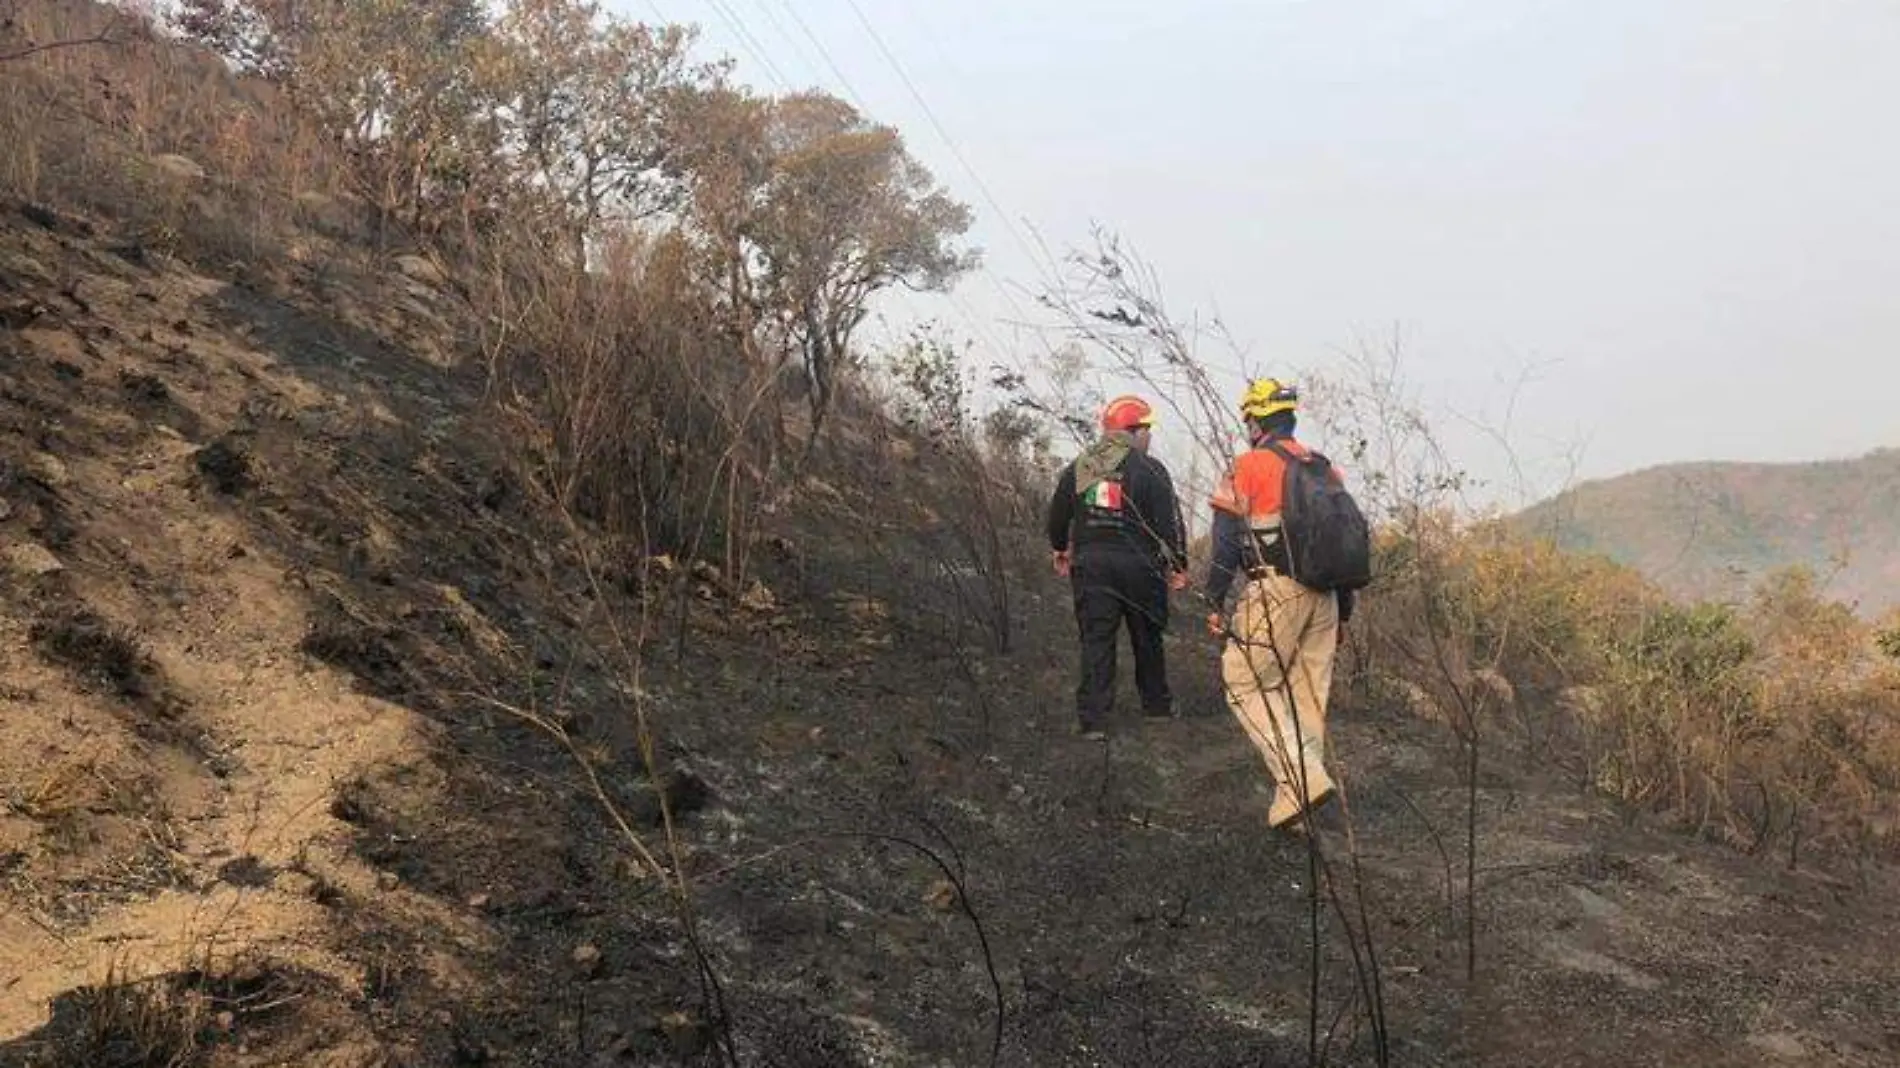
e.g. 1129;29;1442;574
1046;395;1189;738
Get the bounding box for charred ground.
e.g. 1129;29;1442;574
2;4;1898;1067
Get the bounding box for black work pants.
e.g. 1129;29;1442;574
1071;550;1171;728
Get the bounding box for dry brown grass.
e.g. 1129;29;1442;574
13;949;315;1068
474;223;782;577
1;0;365;270
46;961;215;1068
1354;516;1900;863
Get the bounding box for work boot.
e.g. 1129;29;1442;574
1266;763;1337;830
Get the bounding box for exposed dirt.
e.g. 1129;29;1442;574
2;195;1898;1068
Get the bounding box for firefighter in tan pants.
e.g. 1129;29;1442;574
1203;379;1356;831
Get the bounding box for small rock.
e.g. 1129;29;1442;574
394;254;446;285
122;471;169;494
376;871;401;891
922;879;959;912
738;579;776;613
467;893;491;911
0;300;46;329
151;153;207;181
5;541;63;577
213;1010;236;1033
655;1011;710;1057
273;870;318;900
1747;1033;1807;1059
571;943;603;979
1565;884;1622;921
26;452;69;489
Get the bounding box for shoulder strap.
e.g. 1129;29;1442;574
1259;439;1304;466
1260;438;1328;472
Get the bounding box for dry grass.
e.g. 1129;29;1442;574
41;963;213;1068
27;608;157;704
0;0;364;271
1355;516;1900;862
15;951;314;1068
475;223;784;579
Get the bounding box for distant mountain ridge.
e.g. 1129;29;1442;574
1512;447;1900;617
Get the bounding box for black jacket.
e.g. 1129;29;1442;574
1047;449;1187;570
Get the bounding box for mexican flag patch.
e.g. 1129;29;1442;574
1083;480;1125;511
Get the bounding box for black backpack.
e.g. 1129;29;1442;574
1261;440;1373;592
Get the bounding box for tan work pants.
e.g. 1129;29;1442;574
1221;571;1340;826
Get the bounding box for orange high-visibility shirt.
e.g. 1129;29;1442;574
1208;439;1345;527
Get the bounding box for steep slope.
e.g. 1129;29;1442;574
1;198;1897;1067
1515;450;1900;615
1;8;1898;1064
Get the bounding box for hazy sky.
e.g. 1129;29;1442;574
619;0;1900;507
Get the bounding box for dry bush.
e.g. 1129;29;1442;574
13;951;314;1068
1281;333;1899;865
875;322;1045;653
0;0;365;268
36;964;213;1068
476;223;776;580
1356;514;1900;862
1576;563;1900;861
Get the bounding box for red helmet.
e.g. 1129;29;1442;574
1100;394;1156;432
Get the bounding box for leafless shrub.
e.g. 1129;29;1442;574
1030;225;1395;1064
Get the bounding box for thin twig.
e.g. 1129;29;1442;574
0;25;121;63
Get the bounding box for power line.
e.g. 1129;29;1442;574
763;1;1029;369
741;0;823;90
832;0;1085;412
839;0;1065;291
700;0;794;90
673;1;1063;410
772;0;872;108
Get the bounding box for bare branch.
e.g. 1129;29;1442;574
0;13;126;62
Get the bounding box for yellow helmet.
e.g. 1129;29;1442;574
1239;377;1299;420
